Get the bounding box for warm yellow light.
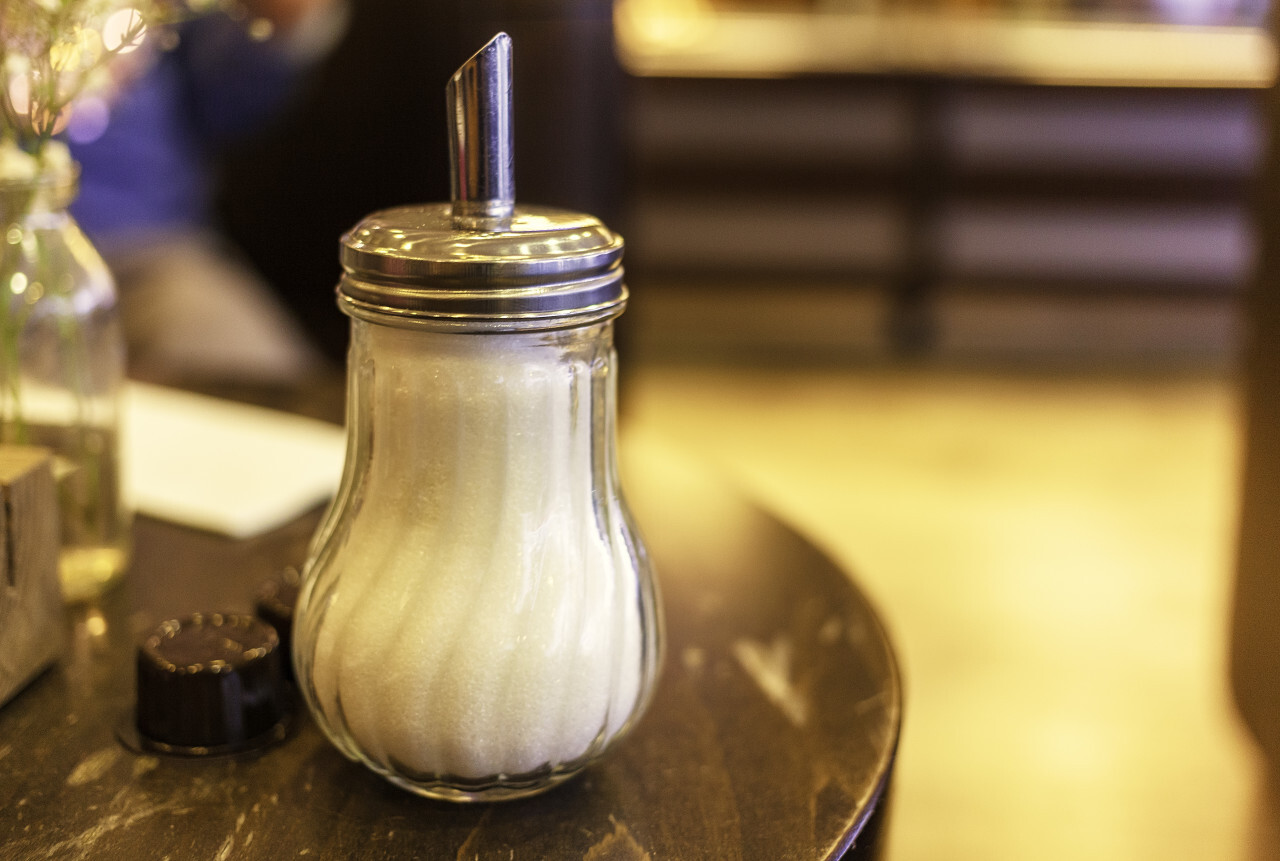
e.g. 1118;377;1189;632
48;28;101;72
49;40;78;72
7;75;30;118
247;17;274;41
102;8;146;54
615;0;714;53
75;27;105;66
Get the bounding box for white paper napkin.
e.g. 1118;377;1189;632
123;383;346;538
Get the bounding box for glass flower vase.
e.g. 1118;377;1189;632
0;159;130;602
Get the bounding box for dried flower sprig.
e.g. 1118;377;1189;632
0;0;218;161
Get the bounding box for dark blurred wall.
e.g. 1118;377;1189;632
215;0;623;361
1233;39;1280;778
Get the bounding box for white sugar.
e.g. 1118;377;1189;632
308;328;643;781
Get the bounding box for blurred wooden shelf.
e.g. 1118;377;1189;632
615;3;1275;87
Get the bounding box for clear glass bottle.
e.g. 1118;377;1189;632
292;33;661;801
0;154;130;602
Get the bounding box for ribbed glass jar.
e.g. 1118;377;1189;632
292;314;661;801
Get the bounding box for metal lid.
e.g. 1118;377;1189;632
337;32;626;332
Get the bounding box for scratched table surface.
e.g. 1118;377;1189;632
0;430;900;861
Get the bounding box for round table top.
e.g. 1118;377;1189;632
0;430;900;861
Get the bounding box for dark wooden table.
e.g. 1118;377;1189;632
0;431;900;860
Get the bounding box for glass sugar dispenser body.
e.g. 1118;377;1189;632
291;34;662;802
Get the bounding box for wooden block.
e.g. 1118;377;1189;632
0;445;62;707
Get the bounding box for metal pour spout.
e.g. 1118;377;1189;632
447;32;515;228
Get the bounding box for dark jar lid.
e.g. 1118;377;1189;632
126;613;291;757
254;568;301;682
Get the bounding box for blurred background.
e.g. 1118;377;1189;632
205;0;1279;857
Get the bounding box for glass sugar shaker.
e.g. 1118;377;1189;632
292;33;662;802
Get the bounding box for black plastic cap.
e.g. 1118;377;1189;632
254;568;301;681
134;613;288;755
